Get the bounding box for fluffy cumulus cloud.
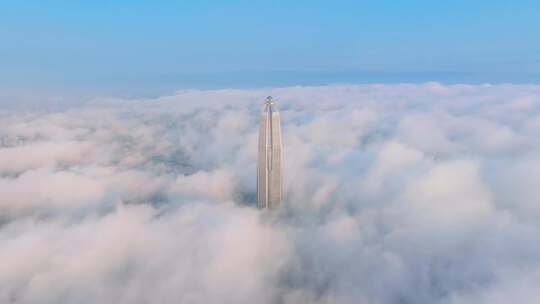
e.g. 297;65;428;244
1;83;540;303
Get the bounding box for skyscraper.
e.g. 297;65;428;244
257;96;283;209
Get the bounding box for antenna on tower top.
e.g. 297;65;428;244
265;96;274;104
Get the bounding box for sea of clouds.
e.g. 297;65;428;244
1;83;540;304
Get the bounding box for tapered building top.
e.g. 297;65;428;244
257;96;283;209
264;96;277;111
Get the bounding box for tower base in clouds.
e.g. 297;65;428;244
257;96;283;209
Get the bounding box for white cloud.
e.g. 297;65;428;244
1;83;540;303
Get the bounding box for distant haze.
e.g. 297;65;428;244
1;1;540;103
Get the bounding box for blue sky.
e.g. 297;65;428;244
1;0;539;100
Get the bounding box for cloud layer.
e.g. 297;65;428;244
1;83;540;303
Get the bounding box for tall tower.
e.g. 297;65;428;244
257;96;283;209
